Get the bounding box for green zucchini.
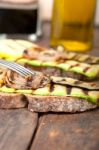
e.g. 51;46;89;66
50;84;67;96
18;59;99;79
0;84;98;104
0;86;15;93
16;89;33;94
33;85;50;96
33;84;99;104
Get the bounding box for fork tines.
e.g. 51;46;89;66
0;59;36;77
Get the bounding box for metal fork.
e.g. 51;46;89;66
0;59;37;77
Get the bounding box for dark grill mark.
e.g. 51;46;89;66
97;98;99;104
74;80;82;85
61;78;67;82
69;55;80;60
84;57;93;63
90;83;96;87
83;89;88;95
34;47;44;52
50;83;54;92
70;55;77;59
67;86;72;95
24;49;28;54
69;63;80;69
83;67;90;73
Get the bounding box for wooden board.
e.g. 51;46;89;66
0;109;38;150
31;109;99;150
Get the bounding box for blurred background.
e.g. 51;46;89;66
39;0;99;25
0;0;98;51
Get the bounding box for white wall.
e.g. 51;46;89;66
95;0;99;25
39;0;53;21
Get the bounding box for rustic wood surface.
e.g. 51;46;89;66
31;109;99;150
0;23;99;150
0;109;38;150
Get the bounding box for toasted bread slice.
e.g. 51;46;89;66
0;91;97;112
0;92;27;108
27;95;97;112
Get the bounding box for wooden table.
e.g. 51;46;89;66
0;23;99;150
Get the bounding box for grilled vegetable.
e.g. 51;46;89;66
16;89;32;94
24;46;99;64
33;85;50;96
58;51;99;64
50;84;67;96
33;84;99;104
0;83;98;104
51;76;99;90
0;86;15;93
57;61;99;78
17;59;99;80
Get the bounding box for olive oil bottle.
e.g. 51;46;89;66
50;0;96;52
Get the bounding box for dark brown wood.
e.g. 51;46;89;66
0;109;38;150
31;109;99;150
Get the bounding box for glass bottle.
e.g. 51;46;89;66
50;0;96;52
0;0;42;41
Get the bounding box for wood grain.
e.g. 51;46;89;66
0;109;38;150
31;109;99;150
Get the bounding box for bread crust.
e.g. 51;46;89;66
0;92;97;112
0;93;27;108
26;95;98;112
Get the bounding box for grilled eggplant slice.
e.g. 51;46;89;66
51;76;99;90
23;45;99;64
24;46;99;64
57;50;99;64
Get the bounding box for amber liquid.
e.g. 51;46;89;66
50;0;96;52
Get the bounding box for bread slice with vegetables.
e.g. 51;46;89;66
0;39;99;112
0;67;98;112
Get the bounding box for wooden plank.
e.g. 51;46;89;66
31;109;99;150
88;48;99;56
0;109;38;150
94;28;99;48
